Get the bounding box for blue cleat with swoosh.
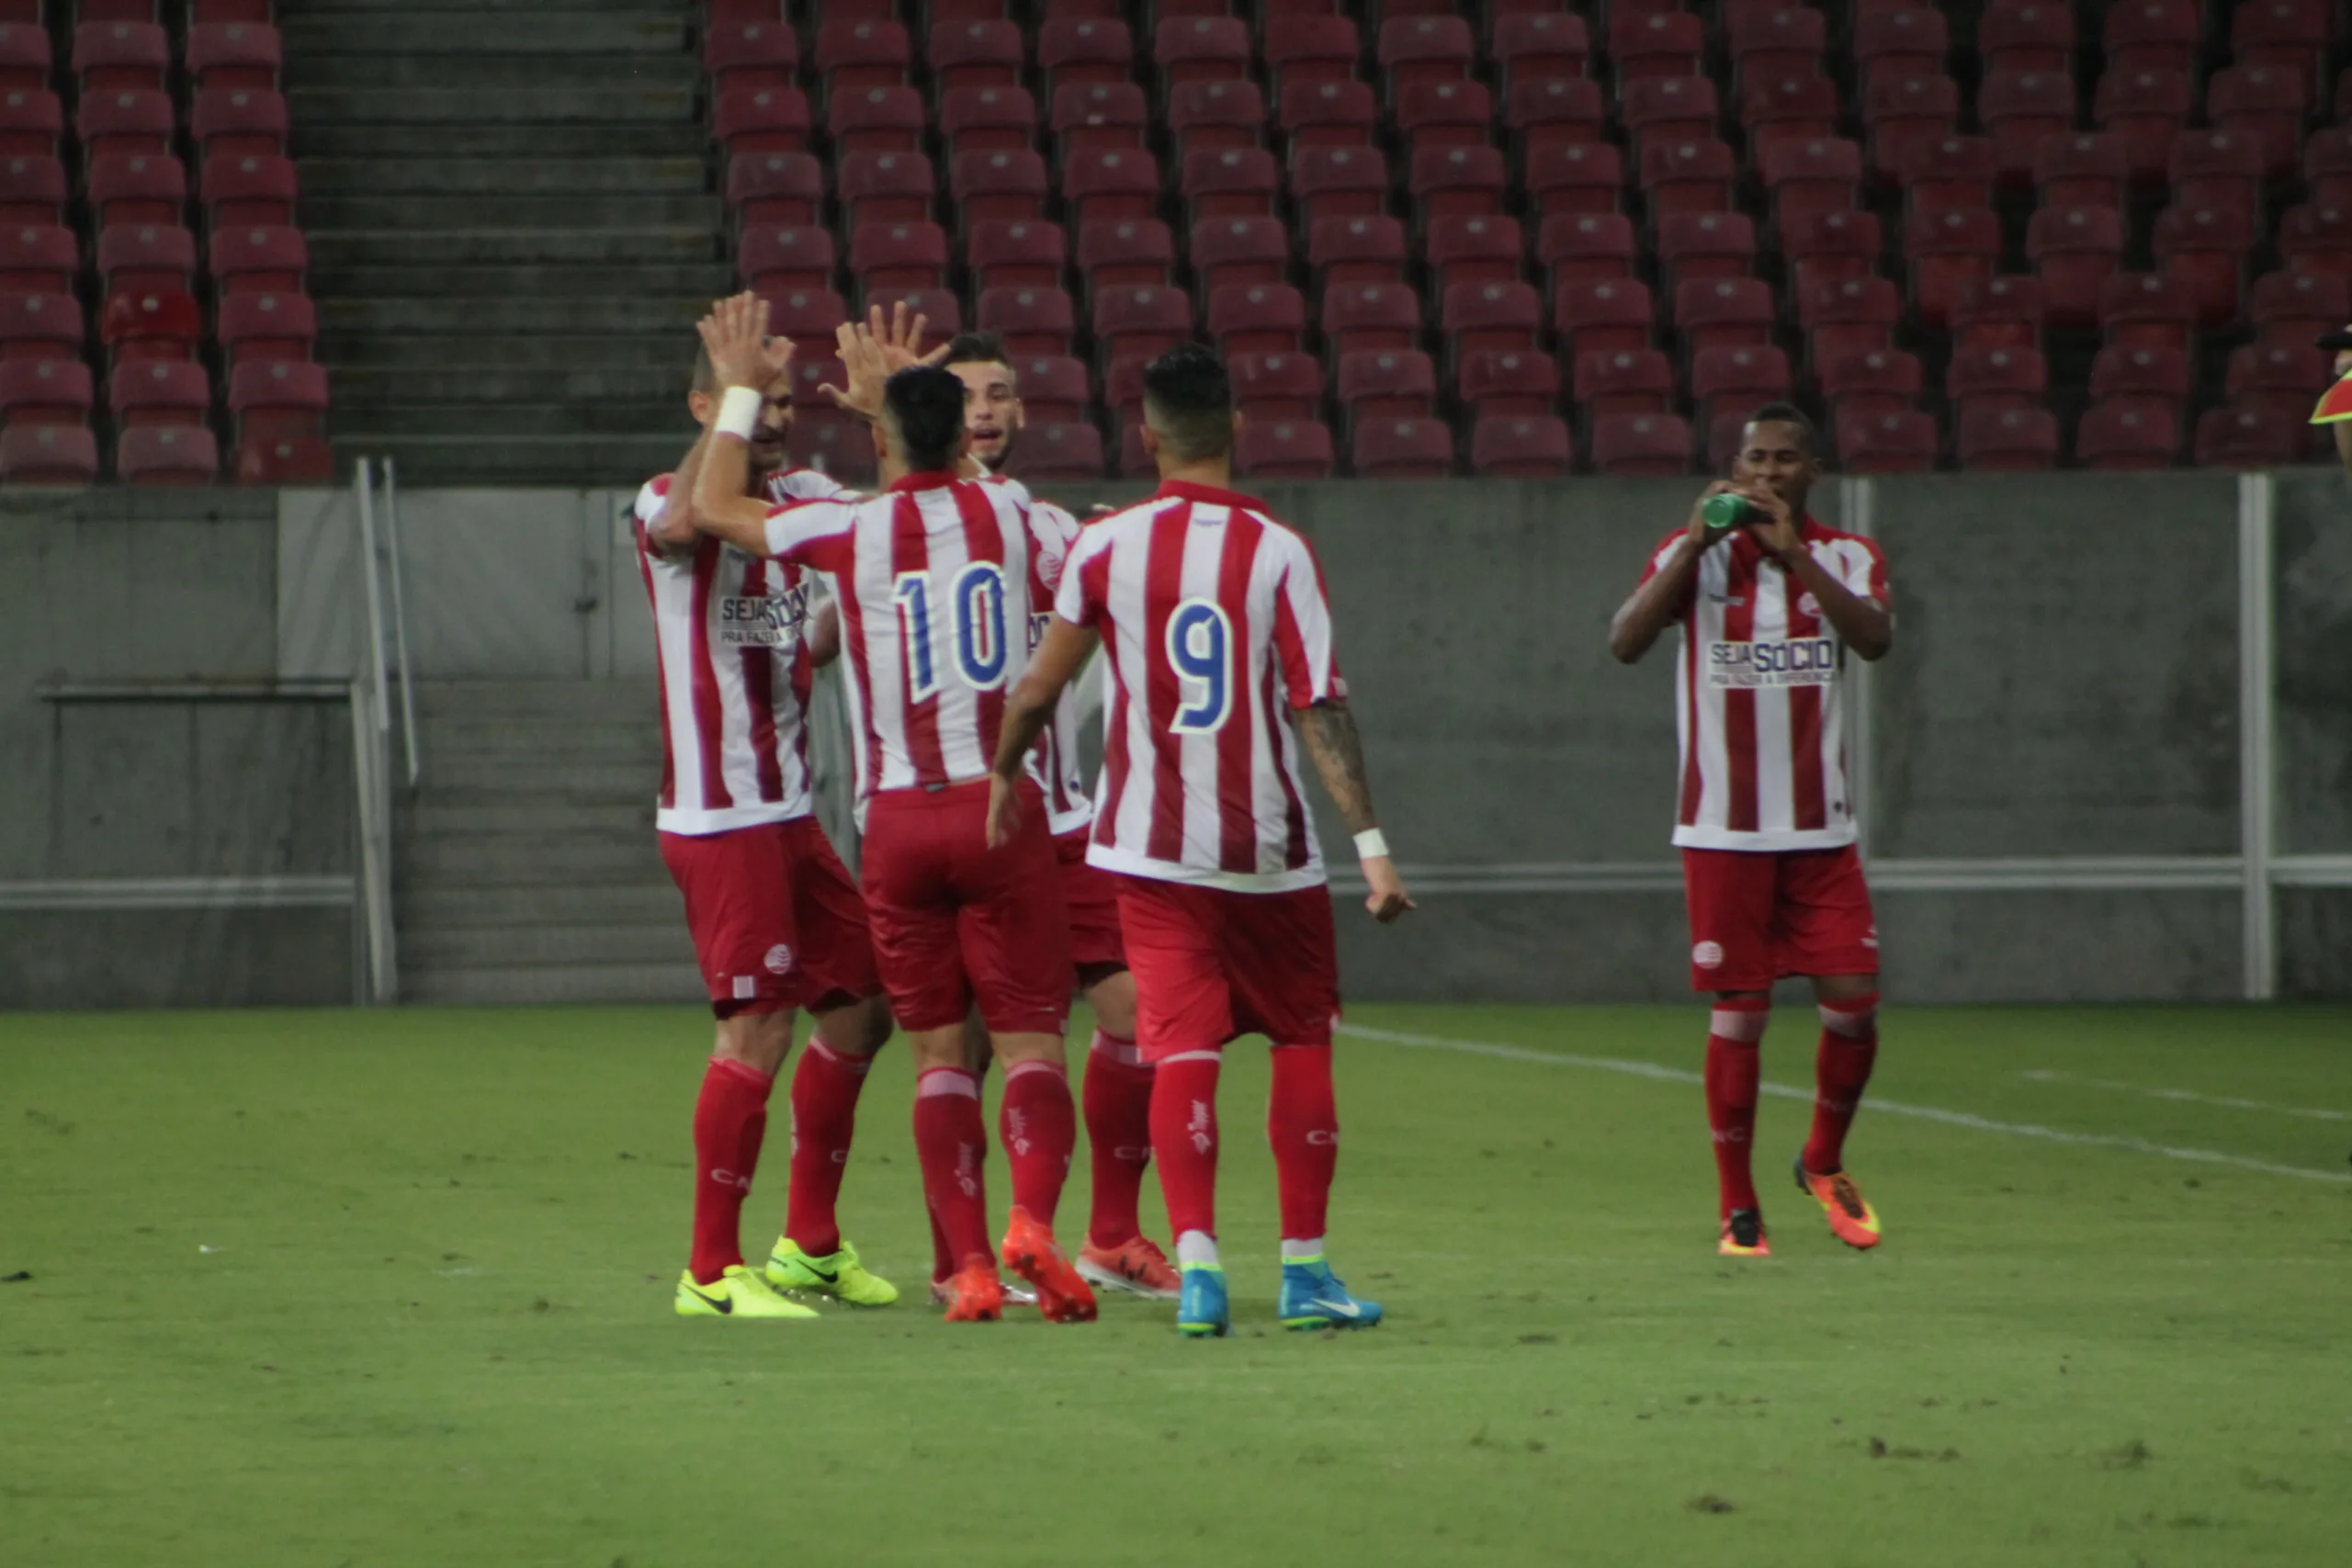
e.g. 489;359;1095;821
1278;1257;1383;1331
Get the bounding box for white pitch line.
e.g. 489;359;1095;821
1339;1022;2352;1187
2018;1068;2350;1123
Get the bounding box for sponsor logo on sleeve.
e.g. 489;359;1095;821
1705;638;1838;689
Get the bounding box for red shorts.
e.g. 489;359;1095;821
860;779;1071;1033
659;816;881;1018
1114;875;1340;1060
1056;829;1126;975
1681;844;1880;992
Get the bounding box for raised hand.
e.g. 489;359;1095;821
698;292;786;390
821;317;893;421
873;299;951;373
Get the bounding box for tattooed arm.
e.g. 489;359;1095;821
1298;700;1414;924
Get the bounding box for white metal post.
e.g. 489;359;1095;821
382;457;421;786
2237;471;2277;1001
354;457;390;736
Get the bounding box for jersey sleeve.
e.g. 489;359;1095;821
771;468;862;505
1026;501;1080;596
1636;527;1696;620
1851;536;1891;605
761;497;859;564
632;476;671;550
1270;533;1344;709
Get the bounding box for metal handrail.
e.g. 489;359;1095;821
382;457;421;787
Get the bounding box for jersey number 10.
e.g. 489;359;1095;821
895;564;1008;702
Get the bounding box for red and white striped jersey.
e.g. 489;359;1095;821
985;473;1093;836
1056;479;1342;894
633;467;859;835
1640;517;1889;852
761;471;1038;807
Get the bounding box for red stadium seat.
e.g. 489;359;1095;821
1675;275;1774;354
1290;145;1389;225
2032;132;2126;211
1171;147;1273;226
1979;0;2075;76
1537;211;1634;287
703;18;798;95
73;21;167;92
2029;206;2125;328
1155;17;1250;87
1352;415;1454;479
1005;422;1105;483
712;86;812;156
941;85;1037;155
1590;412;1692;475
1036;17;1133;91
1863;73;1959;179
2075;401;2179;468
1801;275;1901;364
1554;276;1654;355
1726;7;1826;95
726;152;821;229
1396;80;1493;155
1409;144;1505;221
1610;10;1704;89
1657;210;1755;293
1192;215;1288;295
1853;8;1949;91
108;357;209;425
1905;207;2001;329
2176;130;2266;220
1378;16;1473;93
1335;348;1436;423
1279;78;1377;149
1321;281;1424;355
1442;280;1542;364
761;287;849;355
1064;146;1160;225
1165;79;1263;156
1758;138;1860;229
1470;415;1572;477
1208;282;1306;355
198;152;296;229
786;353;845;411
926;19;1023;93
813;18;911;95
2307;128;2352;218
1835;408;1939;472
1527;141;1623;217
1114;416;1153;478
0;289;83;360
77;88;172;160
2206;65;2309;181
0;22;48;92
1951;274;2046;352
739;224;835;292
1092;283;1193;365
97;288;197;363
829;85;924;155
187;20;282;93
1690;344;1792;424
2103;0;2203;78
1459;347;1559;418
229;357;328;440
0;88;62;157
1896;134;1996;220
967;220;1065;292
1076;218;1174;291
1508;76;1606;153
2154;205;2254;327
0;423;97;484
0;153;63;223
2093;68;2192;184
1574;346;1673;419
862;286;960;338
1640;138;1736;219
1977;71;2076;185
1263;14;1359;93
2226;341;2331;425
2233;0;2332;99
1946;344;2048;416
2194;405;2306;467
216;289;315;365
849;221;947;291
94;221;193;298
2098;271;2198;352
88;152;183;228
788;412;876;485
1490;12;1589;92
1821;346;1922;423
2281;203;2352;280
945;149;1040;224
1012;355;1091;424
1622;75;1717;162
0;356;90;424
1956;406;2058;469
2250;268;2347;347
2089;342;2192;420
1741;71;1838;161
1425;214;1521;292
1231;349;1325;421
1781;208;1880;302
1308;214;1407;286
209;223;306;295
1236;417;1336;479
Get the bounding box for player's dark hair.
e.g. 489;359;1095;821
943;331;1011;369
690;344;718;396
1140;343;1234;462
1743;401;1819;458
884;364;967;472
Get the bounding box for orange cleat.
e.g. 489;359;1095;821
1794;1158;1883;1249
1001;1206;1098;1324
1077;1235;1182;1300
1718;1208;1771;1258
940;1260;1004;1323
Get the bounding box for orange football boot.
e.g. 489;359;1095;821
1794;1159;1882;1249
1718;1208;1771;1257
1078;1234;1182;1299
1001;1206;1098;1323
940;1260;1004;1323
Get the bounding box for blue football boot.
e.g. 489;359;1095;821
1278;1256;1384;1331
1175;1262;1229;1338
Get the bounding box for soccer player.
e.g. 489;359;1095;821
986;344;1415;1338
635;326;899;1320
940;332;1180;1301
1607;402;1894;1258
686;294;1095;1325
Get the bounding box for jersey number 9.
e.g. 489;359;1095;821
895;563;1009;702
1166;599;1233;734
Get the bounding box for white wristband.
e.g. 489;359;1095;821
1353;829;1389;861
715;385;763;442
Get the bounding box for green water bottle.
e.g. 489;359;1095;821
1701;492;1756;533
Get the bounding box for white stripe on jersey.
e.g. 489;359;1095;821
987;476;1095;836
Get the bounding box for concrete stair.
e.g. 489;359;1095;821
394;680;700;1005
286;0;713;486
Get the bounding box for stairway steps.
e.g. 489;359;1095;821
333;401;694;437
304;193;719;230
314;264;731;301
294;52;701;89
296;122;707;158
293;85;695;126
322;297;704;335
323;433;690;486
284;9;690;56
335;365;689;406
319;334;688;371
301;156;707;197
310;228;718;267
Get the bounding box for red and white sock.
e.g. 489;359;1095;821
783;1038;869;1258
1267;1043;1338;1247
1081;1030;1154;1250
911;1067;993;1273
1000;1058;1076;1227
1803;992;1880;1174
689;1055;774;1283
1149;1051;1222;1250
1704;999;1768;1220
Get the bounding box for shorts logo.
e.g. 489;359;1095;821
763;943;796;976
1692;941;1724;969
1862;926;1880;950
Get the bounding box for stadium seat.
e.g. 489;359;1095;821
1156;17;1250;87
1820;346;1923;423
2281;203;2352;279
85;151;181;229
1424;214;1521;293
786;353;845;411
1863;73;1959;180
829;85;924;155
1174;147;1274;224
1236;417;1336;479
1675;276;1774;353
1574;347;1673;420
788;412;876;484
1165;79;1263;156
97;288;197;364
2104;0;2204;77
2154;205;2254;328
1321;281;1423;355
849;221;947;292
1459;346;1559;418
1690;344;1792;425
1956;406;2058;469
2094;68;2193;184
2027;206;2124;328
199;152;296;229
862;286;960;337
942;85;1037;156
927;18;1023;92
1208;282;1306;355
1623;76;1719;162
1308;214;1408;286
2194;405;2305;467
0;356;89;424
1951;274;2046;352
1012;355;1091;424
1352;415;1454;479
1781;208;1880;301
2206;65;2308;180
1507;75;1606;153
229;357;327;440
108;357;209;426
1537;211;1634;287
1378;16;1473;94
1489;12;1589;92
2250;267;2347;347
1641;138;1737;219
1279;79;1376;149
1896;134;1996;220
1064;147;1160;225
2307;127;2352;219
1409;144;1506;222
2075;400;2179;468
209;223;305;295
1113;416;1152;478
739;225;834;293
0;152;63;223
1050;82;1145;158
762;287;849;356
1589;412;1692;475
1978;72;2076;184
1657;210;1755;293
1076;218;1173;291
1610;10;1704;88
1004;422;1104;482
2233;0;2332;99
726;154;823;236
712;87;812;156
813;18;911;96
2177;130;2267;220
2225;341;2330;425
1554;276;1654;355
946;149;1039;224
1231;348;1325;421
967;220;1064;293
1036;17;1132;91
1526;141;1623;217
1947;344;2048;418
1092;283;1193;366
93;221;192;298
1836;408;1939;472
0;87;61;158
0;22;47;92
1741;72;1839;161
1726;7;1826;95
1470;414;1571;477
0;422;97;483
1396;80;1494;155
2089;342;2191;421
1905;208;2001;329
1442;280;1542;365
2034;133;2127;211
0;289;82;359
703;18;798;95
73;21;167;92
1802;276;1902;364
77;88;172;160
2098;271;2198;353
1290;145;1388;226
184;19;280;93
1758;138;1861;228
1263;14;1359;94
1979;0;2075;76
216;289;314;365
235;431;334;485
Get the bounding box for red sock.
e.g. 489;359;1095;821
783;1038;869;1258
1148;1052;1222;1242
1267;1043;1338;1244
689;1055;775;1283
1081;1031;1154;1249
1705;1000;1768;1220
928;1209;954;1286
912;1068;993;1271
1804;992;1881;1174
1000;1059;1077;1226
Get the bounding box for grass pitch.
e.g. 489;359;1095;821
5;1001;2349;1567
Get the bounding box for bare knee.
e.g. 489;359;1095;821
714;1007;796;1076
812;995;894;1059
1812;974;1879;1006
1084;967;1137;1040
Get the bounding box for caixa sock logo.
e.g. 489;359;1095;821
1705;637;1838;690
